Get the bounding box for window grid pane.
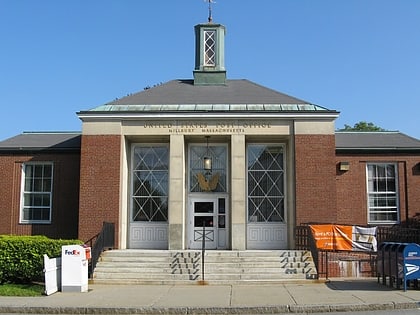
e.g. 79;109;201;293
21;163;53;223
204;30;216;66
247;145;285;223
131;145;169;222
367;164;399;224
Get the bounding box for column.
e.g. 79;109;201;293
231;134;246;250
168;134;185;250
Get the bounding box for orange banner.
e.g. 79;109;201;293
310;225;353;250
333;225;353;250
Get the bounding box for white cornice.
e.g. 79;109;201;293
77;111;340;121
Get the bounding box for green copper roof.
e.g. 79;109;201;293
90;104;329;112
83;79;335;113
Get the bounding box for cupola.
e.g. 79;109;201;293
193;2;226;85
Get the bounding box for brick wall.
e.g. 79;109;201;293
0;153;80;239
336;155;420;226
78;135;121;246
317;251;377;278
295;134;337;225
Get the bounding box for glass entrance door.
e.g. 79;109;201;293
188;197;227;249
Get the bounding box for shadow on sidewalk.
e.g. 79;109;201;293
325;279;395;291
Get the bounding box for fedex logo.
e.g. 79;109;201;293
64;249;80;256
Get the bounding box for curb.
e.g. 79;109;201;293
1;302;419;314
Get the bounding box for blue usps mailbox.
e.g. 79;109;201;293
397;243;420;291
377;242;397;285
377;242;386;284
387;243;400;287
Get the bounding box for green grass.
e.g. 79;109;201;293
0;283;44;296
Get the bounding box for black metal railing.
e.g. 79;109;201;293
295;224;419;280
201;222;206;282
295;225;326;278
85;222;115;277
376;226;420;244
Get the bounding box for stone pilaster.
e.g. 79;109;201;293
168;134;185;249
231;134;246;250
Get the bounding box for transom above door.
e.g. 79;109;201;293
189;143;227;193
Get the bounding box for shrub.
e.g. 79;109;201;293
0;235;82;284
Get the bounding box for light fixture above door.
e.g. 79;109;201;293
204;136;212;172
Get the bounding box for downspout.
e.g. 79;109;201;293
291;119;297;248
403;161;409;227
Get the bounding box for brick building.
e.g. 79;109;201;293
335;132;420;226
0;21;419;251
0;133;80;239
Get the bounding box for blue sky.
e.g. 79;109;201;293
1;0;419;140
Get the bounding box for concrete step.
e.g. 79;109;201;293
94;266;315;275
92;250;318;284
91;278;318;285
95;261;313;269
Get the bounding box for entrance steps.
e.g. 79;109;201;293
92;250;318;285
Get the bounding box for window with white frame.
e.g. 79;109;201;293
247;144;285;223
131;145;169;222
20;163;53;223
367;163;399;224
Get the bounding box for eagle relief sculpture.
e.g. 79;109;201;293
197;172;220;191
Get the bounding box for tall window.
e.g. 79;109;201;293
204;30;216;66
367;163;399;224
20;163;53;223
247;144;285;223
131;145;169;222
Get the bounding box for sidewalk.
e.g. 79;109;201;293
0;278;419;314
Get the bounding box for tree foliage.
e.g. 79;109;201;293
338;121;386;132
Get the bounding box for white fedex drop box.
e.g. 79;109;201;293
61;245;90;292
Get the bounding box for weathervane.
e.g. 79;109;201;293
205;0;216;23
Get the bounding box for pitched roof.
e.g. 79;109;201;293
85;79;334;113
0;132;81;152
336;132;420;152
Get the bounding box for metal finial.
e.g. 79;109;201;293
205;0;216;23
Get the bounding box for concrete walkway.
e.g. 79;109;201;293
0;278;419;314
